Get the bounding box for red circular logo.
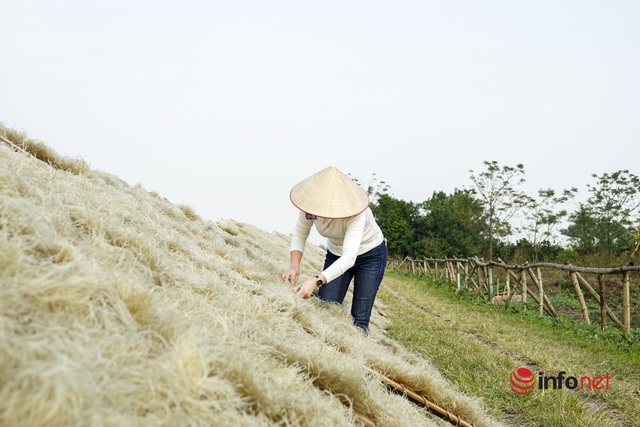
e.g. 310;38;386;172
510;367;535;394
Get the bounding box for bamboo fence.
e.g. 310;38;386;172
388;256;638;336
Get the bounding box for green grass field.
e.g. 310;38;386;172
378;271;640;427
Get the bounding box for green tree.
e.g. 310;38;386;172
563;170;640;255
414;190;487;258
562;205;598;255
468;161;528;259
521;188;575;261
370;193;418;258
586;170;640;253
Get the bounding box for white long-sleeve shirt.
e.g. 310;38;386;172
289;207;384;283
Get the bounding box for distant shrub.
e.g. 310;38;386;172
555;248;579;264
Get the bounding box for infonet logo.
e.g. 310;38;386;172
510;367;611;394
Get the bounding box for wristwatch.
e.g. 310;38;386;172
315;275;324;287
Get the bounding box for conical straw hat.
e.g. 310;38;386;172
289;166;370;218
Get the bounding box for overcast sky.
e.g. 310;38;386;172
2;1;639;245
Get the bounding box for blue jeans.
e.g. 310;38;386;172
318;240;387;332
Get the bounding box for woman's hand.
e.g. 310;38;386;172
294;277;318;299
282;267;300;285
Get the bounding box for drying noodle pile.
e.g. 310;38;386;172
0;125;504;427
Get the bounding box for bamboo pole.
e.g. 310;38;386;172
623;271;631;335
446;261;450;283
502;269;554;315
488;265;494;297
525;284;554;317
448;261;456;285
521;270;527;305
469;265;480;291
444;261;450;282
599;274;607;332
524;268;559;317
504;269;520;302
463;266;469;288
484;265;490;295
505;270;510;295
483;267;489;293
464;263;468;288
451;261;456;284
576;272;625;331
571;272;590;324
364;367;477;427
538;267;544;317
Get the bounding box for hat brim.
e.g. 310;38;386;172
289;166;370;218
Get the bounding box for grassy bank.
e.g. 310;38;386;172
378;271;640;427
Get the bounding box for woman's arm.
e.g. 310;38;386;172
320;212;366;283
282;250;303;284
282;211;312;284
